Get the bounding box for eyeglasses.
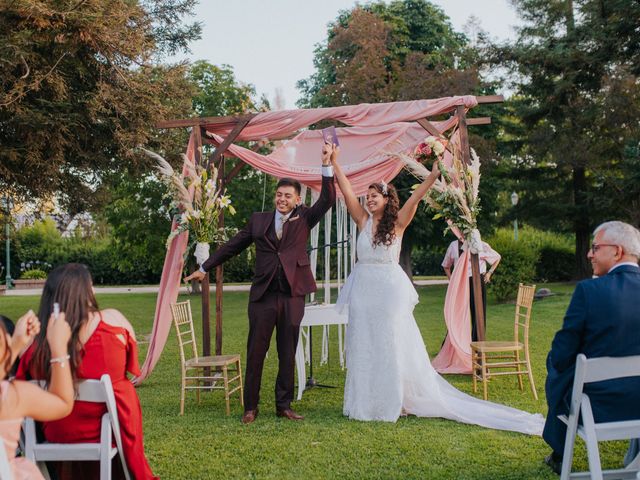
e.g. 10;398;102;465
590;243;619;254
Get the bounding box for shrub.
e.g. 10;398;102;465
412;247;447;276
486;229;539;302
486;225;576;301
20;269;47;280
537;246;575;282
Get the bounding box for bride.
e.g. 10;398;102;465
329;144;544;435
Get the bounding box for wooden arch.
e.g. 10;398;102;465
157;94;504;357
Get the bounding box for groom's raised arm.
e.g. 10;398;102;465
305;145;336;227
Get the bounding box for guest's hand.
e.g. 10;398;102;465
46;312;71;358
12;310;40;352
484;272;493;283
184;270;206;283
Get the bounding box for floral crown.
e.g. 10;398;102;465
379;180;389;195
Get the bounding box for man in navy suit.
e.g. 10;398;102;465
543;221;640;473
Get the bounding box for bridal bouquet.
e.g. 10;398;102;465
397;134;482;251
144;149;236;264
413;136;448;167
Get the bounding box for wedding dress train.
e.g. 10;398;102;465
336;217;544;435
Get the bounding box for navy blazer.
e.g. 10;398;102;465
543;264;640;452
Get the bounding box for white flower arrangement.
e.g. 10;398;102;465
143;149;236;252
396;135;482;245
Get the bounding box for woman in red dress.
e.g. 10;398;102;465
17;263;159;480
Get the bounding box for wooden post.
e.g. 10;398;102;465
456;105;486;342
192;126;212;358
215;155;225;356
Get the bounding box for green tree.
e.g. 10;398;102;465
0;0;200;211
492;0;640;277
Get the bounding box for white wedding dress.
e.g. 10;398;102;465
336;217;544;435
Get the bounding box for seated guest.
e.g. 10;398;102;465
1;311;38;378
17;263;159;480
543;221;640;474
0;309;74;480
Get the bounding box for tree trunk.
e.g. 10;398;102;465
573;166;592;279
399;236;414;282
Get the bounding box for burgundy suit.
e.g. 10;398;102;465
202;174;335;411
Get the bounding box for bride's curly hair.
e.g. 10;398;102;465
369;182;400;246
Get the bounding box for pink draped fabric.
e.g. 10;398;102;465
431;247;473;374
135;96;479;383
133;137;196;384
209;119;459;196
203;96;478;141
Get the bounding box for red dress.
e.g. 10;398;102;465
17;319;159;480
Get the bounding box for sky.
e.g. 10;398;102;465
171;0;522;109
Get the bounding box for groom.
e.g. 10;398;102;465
185;144;335;424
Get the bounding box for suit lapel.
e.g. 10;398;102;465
281;206;300;242
262;212;277;250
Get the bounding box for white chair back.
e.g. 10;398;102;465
23;374;130;480
560;353;640;480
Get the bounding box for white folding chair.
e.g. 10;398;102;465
23;374;130;480
0;441;13;480
559;354;640;480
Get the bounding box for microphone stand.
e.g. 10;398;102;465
303;236;351;391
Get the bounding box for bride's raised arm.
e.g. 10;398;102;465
396;161;440;231
328;144;369;229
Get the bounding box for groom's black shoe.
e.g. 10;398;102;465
544;451;562;475
276;408;304;420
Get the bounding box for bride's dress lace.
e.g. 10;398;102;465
336;217;544;434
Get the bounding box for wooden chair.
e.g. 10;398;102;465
170;301;243;415
23;374;130;480
559;354;640;480
470;283;538;401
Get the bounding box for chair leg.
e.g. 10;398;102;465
180;370;186;415
223;365;230;416
471;349;478;393
515;351;524;390
525;354;538;400
584;433;604;480
100;414;112;480
196;371;201;404
481;352;488;401
237;359;244;409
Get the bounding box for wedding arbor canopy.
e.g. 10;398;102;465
134;94;503;383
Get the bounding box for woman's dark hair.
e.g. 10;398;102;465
368;183;400;246
31;263;99;383
276;177;302;195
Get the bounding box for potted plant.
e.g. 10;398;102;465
14;261;51;289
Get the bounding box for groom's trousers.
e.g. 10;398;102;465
245;286;305;411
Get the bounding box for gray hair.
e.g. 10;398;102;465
593;221;640;258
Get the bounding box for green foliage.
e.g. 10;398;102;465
189;61;257;117
297;0;477;109
486;226;576;301
19;269;47;280
0;0;198;210
490;0;640;277
4;285;629;479
486;229;539;302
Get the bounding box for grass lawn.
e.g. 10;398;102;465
0;283;632;479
